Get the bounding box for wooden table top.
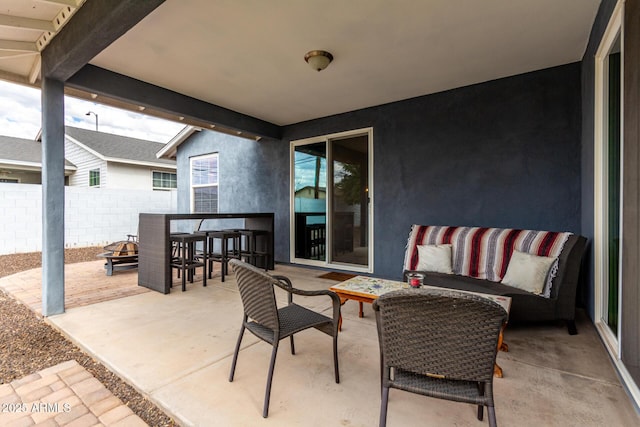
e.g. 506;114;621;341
330;275;511;313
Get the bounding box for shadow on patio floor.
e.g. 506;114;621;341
2;261;639;426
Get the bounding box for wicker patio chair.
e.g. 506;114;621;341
373;288;508;427
228;259;341;418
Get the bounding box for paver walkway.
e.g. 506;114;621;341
0;360;147;427
0;261;148;315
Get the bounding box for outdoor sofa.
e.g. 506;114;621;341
403;225;587;334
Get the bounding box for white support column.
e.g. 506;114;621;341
41;76;65;316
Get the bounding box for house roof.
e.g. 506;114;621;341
0;134;76;172
156;125;200;160
65;126;176;169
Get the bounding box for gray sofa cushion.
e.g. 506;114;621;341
404;233;587;327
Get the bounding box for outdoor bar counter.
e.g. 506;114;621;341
138;212;274;293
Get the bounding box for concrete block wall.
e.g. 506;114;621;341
0;183;177;255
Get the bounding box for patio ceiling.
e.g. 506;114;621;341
0;0;84;85
1;1;601;134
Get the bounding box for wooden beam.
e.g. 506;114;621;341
29;55;42;84
36;0;82;7
0;51;38;60
67;65;282;140
0;40;38;52
41;0;165;81
0;14;55;32
0;69;30;85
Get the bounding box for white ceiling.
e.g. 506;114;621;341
0;1;601;126
0;0;84;84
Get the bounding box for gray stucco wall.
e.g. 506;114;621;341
284;63;582;280
178;63;582;281
176;130;289;256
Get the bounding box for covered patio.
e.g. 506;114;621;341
1;263;638;426
2;0;640;421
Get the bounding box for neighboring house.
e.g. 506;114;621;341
0;134;76;184
64;126;176;190
294;186;326;200
0;128;176;190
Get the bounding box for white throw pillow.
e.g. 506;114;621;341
416;244;453;274
501;250;557;295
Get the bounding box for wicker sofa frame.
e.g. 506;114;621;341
404;230;587;335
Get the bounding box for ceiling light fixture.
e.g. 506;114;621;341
304;50;333;72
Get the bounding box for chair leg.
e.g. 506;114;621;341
477;382;485;421
333;334;340;383
181;249;186;292
229;324;245;382
263;342;279;418
290;335;295;355
379;386;389;427
567;319;578;335
487;405;497;427
379;357;385;393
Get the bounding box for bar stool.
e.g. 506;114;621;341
199;229;241;282
169;232;189;279
231;229;271;271
170;233;207;291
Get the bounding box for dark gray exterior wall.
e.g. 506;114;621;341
581;0;618;320
178;63;583;282
284;63;582;280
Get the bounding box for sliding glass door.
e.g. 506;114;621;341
293;142;327;261
595;8;622;350
606;41;621;335
291;129;372;272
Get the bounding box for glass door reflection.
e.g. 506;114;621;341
293;142;327;261
331;136;369;266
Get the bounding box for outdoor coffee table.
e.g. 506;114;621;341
329;275;512;377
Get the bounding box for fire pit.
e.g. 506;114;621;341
97;241;139;276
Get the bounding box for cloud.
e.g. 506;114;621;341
294;151;326;190
0;80;184;142
0;81;41;140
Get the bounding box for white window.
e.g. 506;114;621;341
89;168;100;187
152;171;177;190
190;153;219;213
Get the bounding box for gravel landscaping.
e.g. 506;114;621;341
0;247;177;426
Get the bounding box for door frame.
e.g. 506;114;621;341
289;127;374;273
594;0;624;360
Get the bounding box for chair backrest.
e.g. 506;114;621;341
230;259;279;330
374;288;507;382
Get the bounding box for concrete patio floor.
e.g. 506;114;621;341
3;261;640;426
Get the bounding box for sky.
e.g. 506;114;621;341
0;80;185;143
